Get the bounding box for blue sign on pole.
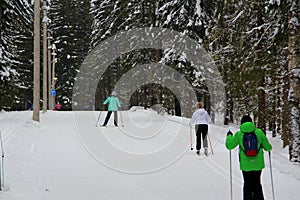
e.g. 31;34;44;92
51;89;56;96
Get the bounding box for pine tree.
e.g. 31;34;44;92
90;0;218;117
0;0;33;110
49;0;93;110
155;0;218;117
91;0;160;110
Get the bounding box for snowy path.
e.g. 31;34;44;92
0;110;299;200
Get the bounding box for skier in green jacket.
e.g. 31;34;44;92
225;115;272;200
101;91;121;127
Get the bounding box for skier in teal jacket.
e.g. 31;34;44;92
101;91;121;127
226;115;272;200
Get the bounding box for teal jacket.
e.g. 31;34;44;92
103;96;121;111
225;122;272;171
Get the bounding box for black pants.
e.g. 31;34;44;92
242;170;264;200
195;124;208;150
103;111;118;126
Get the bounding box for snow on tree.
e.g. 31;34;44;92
0;0;33;110
49;0;92;110
90;0;218;117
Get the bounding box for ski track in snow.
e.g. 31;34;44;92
0;110;299;200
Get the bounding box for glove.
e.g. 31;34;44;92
227;130;233;136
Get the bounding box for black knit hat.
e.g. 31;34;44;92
241;115;252;124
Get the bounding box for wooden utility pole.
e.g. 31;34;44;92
50;44;57;110
48;31;52;109
33;0;40;121
42;0;48;112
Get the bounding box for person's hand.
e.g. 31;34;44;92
227;130;233;136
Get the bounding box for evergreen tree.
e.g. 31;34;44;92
49;0;93;110
0;0;33;110
157;0;217;117
90;0;217;117
91;0;161;110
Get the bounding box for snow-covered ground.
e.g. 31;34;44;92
0;109;299;200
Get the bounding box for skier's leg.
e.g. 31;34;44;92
242;171;254;200
195;125;201;152
201;124;208;149
200;125;209;156
113;111;118;126
253;170;264;200
102;111;112;126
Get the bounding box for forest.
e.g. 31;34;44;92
0;0;299;162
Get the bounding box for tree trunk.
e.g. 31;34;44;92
288;0;300;162
271;94;276;137
175;97;181;116
276;86;282;139
256;1;266;133
257;76;266;133
283;62;290;147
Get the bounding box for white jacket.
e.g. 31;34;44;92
191;108;211;125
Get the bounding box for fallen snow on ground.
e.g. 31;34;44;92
0;110;299;200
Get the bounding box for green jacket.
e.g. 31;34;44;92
225;122;272;171
103;96;121;111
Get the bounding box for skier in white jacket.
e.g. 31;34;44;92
190;102;211;156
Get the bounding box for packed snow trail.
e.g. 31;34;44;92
0;110;299;200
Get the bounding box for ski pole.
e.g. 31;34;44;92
229;150;233;200
207;132;214;155
95;110;102;127
0;131;4;190
269;151;275;200
119;110;124;127
189;125;193;150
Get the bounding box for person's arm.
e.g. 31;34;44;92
225;131;240;150
206;112;211;124
258;129;272;151
103;97;110;105
190;112;196;125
